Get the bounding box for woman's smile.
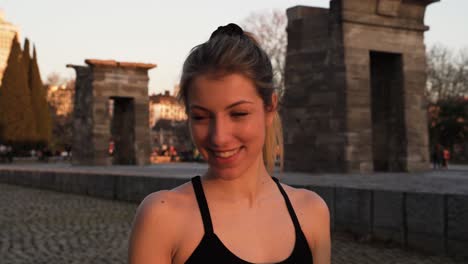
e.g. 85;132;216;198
210;146;244;165
212;147;241;158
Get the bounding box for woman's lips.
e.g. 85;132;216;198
210;147;243;165
213;148;240;158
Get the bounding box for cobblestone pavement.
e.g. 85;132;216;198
0;184;465;264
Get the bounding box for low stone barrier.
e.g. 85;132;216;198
1;167;467;260
309;185;468;259
0;168;186;202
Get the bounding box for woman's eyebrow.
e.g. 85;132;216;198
190;100;254;111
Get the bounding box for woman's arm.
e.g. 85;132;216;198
301;190;331;264
128;191;178;264
312;196;331;264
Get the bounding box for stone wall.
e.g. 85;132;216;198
284;0;438;173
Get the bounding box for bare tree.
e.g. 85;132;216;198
426;44;468;102
45;74;75;151
45;72;67;86
242;9;287;99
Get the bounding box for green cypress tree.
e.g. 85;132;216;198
0;35;37;145
22;38;39;145
0;71;3;140
30;45;52;146
23;38;31;84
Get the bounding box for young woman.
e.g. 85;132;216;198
129;23;331;264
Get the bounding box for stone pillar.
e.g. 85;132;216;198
67;59;156;166
283;0;439;173
283;6;347;173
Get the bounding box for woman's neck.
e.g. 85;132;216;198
203;155;274;208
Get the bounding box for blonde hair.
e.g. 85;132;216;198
178;23;283;175
263;112;284;174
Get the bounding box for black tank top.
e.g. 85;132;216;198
185;176;313;264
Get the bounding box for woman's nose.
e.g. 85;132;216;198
209;116;231;147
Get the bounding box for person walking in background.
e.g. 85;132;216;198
443;147;451;169
431;145;438;169
6;145;13;163
432;144;443;169
0;143;6;162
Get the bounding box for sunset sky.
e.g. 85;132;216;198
0;0;466;95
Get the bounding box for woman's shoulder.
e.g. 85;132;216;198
279;182;330;249
138;181;196;218
131;180;197;240
279;182;329;212
130;181;197;242
129;181;197;262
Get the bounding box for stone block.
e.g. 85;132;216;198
406;193;445;235
31;171;43;188
0;170;9;184
346;63;370;79
373;190;405;243
406;192;446;253
342;0;375;13
308;92;337;106
116;176;156;202
403;70;426;86
335;187;372;235
447;239;468;259
86;174;117;199
7;170;20;185
407;232;445;255
16;171;35;187
39;172;58;191
57;173;89;195
447;195;468;241
287;6;328;20
377;0;401;17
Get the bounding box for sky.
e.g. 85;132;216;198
0;0;466;95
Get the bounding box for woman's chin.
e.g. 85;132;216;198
207;167;242;181
204;147;264;180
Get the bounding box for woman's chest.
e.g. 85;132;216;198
172;206;297;264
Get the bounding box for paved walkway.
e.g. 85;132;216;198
0;183;465;264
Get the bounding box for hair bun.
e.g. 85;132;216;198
209;23;244;39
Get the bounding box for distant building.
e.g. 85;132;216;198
149;90;190;152
46;83;74;117
0;10;19;85
152;119;190;151
149;90;186;128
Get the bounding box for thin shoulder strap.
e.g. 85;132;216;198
191;176;214;234
272;177;302;233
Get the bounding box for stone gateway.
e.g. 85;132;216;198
283;0;439;173
67;59;156;166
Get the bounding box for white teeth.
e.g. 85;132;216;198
214;148;239;158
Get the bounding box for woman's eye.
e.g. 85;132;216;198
191;116;207;121
231;112;248;118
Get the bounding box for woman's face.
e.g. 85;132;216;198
187;73;273;180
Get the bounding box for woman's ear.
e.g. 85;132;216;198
266;93;278;127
